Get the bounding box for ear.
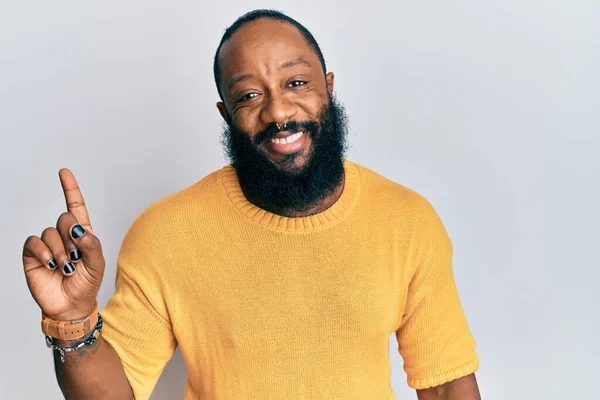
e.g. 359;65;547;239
216;102;230;122
325;72;335;95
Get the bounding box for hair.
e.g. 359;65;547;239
213;9;327;101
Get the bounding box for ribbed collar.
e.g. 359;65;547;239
219;160;361;233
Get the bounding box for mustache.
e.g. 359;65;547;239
253;120;320;145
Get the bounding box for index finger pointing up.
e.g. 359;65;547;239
58;168;93;234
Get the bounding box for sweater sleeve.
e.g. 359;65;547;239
100;211;177;400
395;197;479;390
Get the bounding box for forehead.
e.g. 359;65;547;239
218;19;321;83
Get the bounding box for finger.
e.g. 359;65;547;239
58;168;93;233
56;212;83;264
66;217;105;276
22;235;59;272
41;227;76;276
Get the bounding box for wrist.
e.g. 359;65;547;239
46;313;104;363
45;302;97;322
52;329;100;347
42;300;99;341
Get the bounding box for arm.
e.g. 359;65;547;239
53;335;133;400
417;374;481;400
51;221;177;400
396;196;479;393
21;169;134;399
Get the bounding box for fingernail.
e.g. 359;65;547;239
49;259;57;269
71;224;86;239
63;262;75;275
70;249;82;261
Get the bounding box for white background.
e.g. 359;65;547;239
1;1;598;399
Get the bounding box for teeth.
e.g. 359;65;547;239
270;131;304;145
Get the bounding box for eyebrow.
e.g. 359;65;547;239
227;73;253;88
278;57;313;70
226;57;313;91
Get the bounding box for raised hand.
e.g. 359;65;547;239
22;169;105;321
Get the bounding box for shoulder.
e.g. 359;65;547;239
351;161;451;252
119;167;224;253
352;161;441;223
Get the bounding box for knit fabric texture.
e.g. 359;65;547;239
100;160;478;400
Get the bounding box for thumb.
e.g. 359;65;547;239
69;223;105;276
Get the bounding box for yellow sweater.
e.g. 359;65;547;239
101;160;478;400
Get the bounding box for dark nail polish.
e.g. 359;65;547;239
49;259;57;269
63;262;75;275
70;249;82;261
71;224;86;239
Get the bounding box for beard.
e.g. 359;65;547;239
221;93;349;215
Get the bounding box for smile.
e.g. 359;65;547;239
263;129;308;155
269;130;305;144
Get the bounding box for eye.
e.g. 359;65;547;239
287;80;307;88
238;92;259;102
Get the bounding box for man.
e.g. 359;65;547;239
22;9;480;400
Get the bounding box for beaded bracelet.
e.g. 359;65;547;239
45;313;103;363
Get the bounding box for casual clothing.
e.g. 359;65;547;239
101;160;478;400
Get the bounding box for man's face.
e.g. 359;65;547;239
216;19;335;172
216;19;347;214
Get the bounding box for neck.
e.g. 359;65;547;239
241;171;346;218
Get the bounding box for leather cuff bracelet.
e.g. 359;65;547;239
41;300;99;341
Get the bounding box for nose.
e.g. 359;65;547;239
259;90;298;128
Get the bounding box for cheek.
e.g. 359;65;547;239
231;109;260;136
297;94;327;120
